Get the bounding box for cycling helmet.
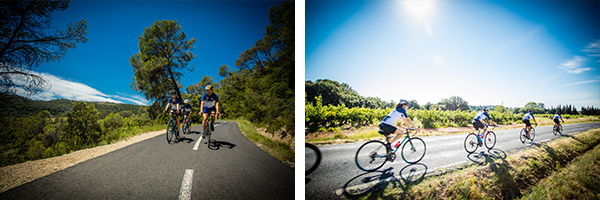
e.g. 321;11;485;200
399;99;409;105
483;106;490;111
528;110;532;113
184;99;189;104
557;111;560;114
205;85;213;90
170;91;177;96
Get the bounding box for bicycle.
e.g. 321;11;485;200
305;143;322;175
182;113;191;135
464;124;497;154
553;123;563;135
520;123;536;143
166;110;180;143
355;127;426;172
203;113;218;146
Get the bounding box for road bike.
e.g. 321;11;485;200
182;112;191;135
203;113;218;146
464;124;497;154
520;123;536;143
305;143;322;175
553;123;563;135
166;110;180;143
355;127;426;172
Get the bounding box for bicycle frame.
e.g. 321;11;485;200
386;132;415;154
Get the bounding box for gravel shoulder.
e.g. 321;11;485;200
0;129;165;193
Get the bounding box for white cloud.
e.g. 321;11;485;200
583;39;600;57
424;21;433;37
562;79;600;87
558;56;591;74
14;71;149;105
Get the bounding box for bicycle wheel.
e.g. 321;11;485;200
553;125;558;135
401;137;426;164
519;128;527;144
205;121;212;146
464;133;479;153
558;125;563;135
166;120;174;143
305;143;322;175
485;131;496;149
355;140;388;171
529;128;535;141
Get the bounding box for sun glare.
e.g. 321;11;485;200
402;0;433;17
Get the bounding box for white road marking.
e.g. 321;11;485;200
193;136;202;150
179;169;193;200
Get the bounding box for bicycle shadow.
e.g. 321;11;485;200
170;136;195;144
466;148;521;198
208;140;236;150
466;148;507;166
340;163;428;199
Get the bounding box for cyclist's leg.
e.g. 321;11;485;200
210;110;216;124
202;111;209;132
379;123;397;144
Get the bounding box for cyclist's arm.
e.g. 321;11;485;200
164;102;170;112
199;101;205;114
216;101;220;115
401;117;417;130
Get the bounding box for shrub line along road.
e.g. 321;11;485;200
0;121;295;200
305;122;600;200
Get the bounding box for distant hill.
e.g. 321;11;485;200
0;93;147;119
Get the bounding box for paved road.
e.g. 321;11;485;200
305;122;600;199
1;121;294;200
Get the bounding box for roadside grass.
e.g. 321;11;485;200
520;144;600;200
97;123;165;147
307;117;600;145
342;128;600;200
222;119;295;168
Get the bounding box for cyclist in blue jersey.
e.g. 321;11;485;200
164;92;181;138
522;110;537;135
378;99;419;147
199;85;220;134
181;99;193;131
553;111;564;131
472;107;498;139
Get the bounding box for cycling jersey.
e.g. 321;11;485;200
168;98;181;111
380;107;408;126
181;104;192;113
523;113;535;120
201;93;219;108
553;114;561;120
473;111;490;122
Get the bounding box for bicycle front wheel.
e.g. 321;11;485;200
401;137;426;164
205;122;212;146
530;128;535;141
553;125;558;135
519;128;526;144
464;133;478;153
485;131;496;149
305;143;322;175
558;125;563;135
166;120;174;143
355;140;388;171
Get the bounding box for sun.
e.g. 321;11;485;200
402;0;433;17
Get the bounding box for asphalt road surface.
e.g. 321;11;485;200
1;121;295;200
305;122;600;199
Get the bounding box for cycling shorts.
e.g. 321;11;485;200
523;119;531;127
378;123;397;136
472;119;485;130
553;119;560;125
202;106;216;114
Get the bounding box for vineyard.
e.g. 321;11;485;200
306;96;591;132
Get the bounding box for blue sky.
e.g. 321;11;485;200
24;0;284;105
306;0;600;109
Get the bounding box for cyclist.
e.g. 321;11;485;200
181;99;193;132
164;91;181;138
472;107;498;144
553;111;564;131
199;85;220;135
378;99;418;148
522;110;537;135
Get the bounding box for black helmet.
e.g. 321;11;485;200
557;111;560;114
170;91;177;96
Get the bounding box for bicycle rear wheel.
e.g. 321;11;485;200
485;131;496;149
355;140;388;171
166;120;174;143
519;128;527;144
305;143;322;175
401;137;426;164
464;133;478;153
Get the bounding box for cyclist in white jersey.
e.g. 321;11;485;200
163;91;181;138
199;85;220;134
522;110;537;134
472;107;498;137
378;99;419;146
553;112;564;131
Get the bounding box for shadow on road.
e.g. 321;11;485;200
171;136;195;144
466;148;507;166
340;163;427;199
208;140;236;150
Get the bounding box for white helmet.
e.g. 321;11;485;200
184;99;189;104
